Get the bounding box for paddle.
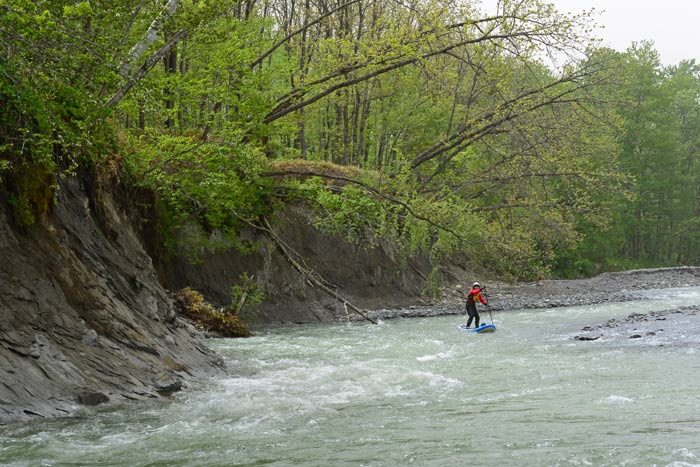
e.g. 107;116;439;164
482;286;494;325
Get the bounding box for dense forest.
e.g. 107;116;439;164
2;0;700;284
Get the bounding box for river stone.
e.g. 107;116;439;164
154;377;183;395
82;329;98;345
76;392;110;406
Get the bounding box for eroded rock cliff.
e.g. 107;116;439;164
0;173;439;423
0;178;224;423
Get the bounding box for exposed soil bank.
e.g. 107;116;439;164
162;204;435;327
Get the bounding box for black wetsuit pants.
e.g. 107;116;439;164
466;301;480;328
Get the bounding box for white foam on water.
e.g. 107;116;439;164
672;448;698;459
231;413;280;432
600;395;635;404
407;370;463;389
5;288;700;467
415;347;456;361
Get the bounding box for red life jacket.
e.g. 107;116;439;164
467;287;486;305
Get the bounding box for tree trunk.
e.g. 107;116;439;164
164;45;178;129
119;0;180;80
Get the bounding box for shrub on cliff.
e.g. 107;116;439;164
175;287;251;338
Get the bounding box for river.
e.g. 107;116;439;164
2;288;700;466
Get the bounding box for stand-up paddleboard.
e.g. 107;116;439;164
458;323;496;333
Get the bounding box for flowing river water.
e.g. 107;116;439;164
3;287;700;466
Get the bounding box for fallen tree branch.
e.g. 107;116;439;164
243;215;378;325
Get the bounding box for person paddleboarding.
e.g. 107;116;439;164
465;282;488;328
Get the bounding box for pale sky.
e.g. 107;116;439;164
541;0;698;65
482;0;699;66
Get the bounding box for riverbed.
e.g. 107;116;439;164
2;287;700;466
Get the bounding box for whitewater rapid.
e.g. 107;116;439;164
2;288;700;466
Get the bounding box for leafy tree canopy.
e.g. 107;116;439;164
6;0;697;281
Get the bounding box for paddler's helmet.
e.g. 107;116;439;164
472;282;480;288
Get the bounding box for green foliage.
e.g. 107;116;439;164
576;43;700;269
0;1;120;226
422;267;444;299
229;273;265;315
0;159;9;179
122;132;272;258
312;184;390;244
0;63;57;226
287;163;490;273
6;0;693;283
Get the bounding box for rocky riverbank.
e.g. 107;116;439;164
358;267;700;324
572;305;700;343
